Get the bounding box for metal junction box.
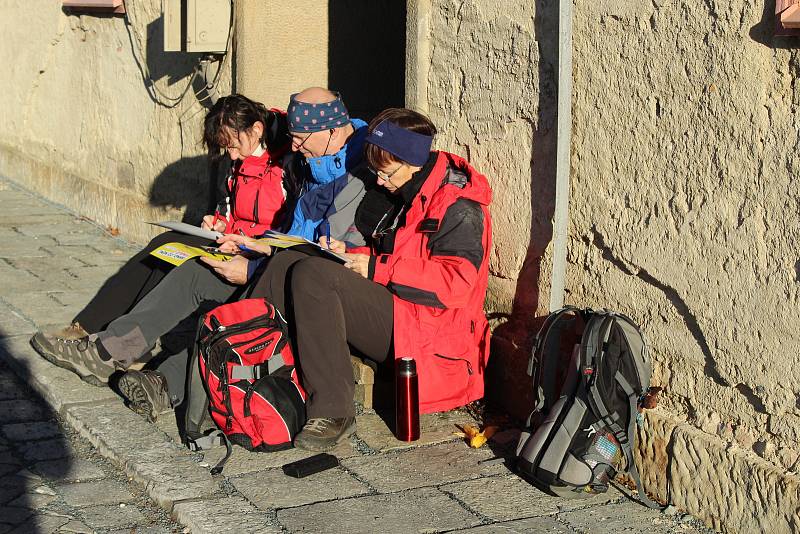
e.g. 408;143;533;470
163;0;232;54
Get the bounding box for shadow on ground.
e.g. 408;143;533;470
0;331;71;534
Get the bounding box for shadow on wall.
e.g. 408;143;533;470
485;0;560;420
0;332;71;534
148;156;231;224
328;0;406;121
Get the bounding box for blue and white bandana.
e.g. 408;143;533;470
288;93;350;133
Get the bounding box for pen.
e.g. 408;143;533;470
237;229;253;253
325;221;331;249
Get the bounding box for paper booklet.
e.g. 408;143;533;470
148;221;222;241
254;230;348;264
149;243;233;267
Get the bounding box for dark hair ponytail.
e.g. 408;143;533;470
203;94;289;160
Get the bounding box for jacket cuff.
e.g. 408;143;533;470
371;254;391;286
247;257;264;280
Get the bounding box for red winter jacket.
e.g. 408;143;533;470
354;151;493;413
220;115;289;237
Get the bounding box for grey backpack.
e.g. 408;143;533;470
515;307;660;507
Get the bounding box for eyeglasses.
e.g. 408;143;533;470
371;164;405;183
290;132;313;152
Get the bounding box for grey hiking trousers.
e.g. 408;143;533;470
96;259;241;397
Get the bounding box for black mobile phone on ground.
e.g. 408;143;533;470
282;453;339;478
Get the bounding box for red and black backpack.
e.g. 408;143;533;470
183;298;306;473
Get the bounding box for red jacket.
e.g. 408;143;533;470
220;110;289;237
361;151;493;413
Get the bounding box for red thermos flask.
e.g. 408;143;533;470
395;357;420;441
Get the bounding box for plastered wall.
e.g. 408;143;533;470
0;0;231;242
411;0;800;527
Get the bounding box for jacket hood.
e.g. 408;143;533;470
431;151;493;208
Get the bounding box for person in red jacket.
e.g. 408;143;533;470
31;94;290;360
236;107;493;451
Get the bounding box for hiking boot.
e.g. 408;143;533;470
293;417;356;452
117;370;173;423
30;333;120;387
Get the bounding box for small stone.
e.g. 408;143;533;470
119;503;126;508
33;484;57;496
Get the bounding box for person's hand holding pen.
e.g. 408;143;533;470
201;213;227;233
217;233;272;256
318;236;346;254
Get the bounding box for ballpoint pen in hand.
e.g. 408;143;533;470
237;229;253;253
325;221;331;249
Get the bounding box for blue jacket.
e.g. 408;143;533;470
287;118;368;241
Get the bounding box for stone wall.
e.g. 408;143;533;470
409;0;800;530
0;0;231;242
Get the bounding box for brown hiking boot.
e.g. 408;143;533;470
117;370;173;423
30;333;121;386
293;417;356;452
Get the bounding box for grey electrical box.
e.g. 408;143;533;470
163;0;231;54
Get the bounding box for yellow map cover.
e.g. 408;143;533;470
149;243;232;267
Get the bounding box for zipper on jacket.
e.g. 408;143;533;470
253;190;260;224
434;353;474;375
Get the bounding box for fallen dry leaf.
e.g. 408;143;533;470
454;424;499;448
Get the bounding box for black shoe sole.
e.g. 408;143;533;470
117;373;159;423
30;335;108;388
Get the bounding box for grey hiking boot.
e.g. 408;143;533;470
293;417;356;452
117;370;173;423
30;333;121;387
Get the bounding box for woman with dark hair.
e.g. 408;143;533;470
232;107;493;451
31;94;292;378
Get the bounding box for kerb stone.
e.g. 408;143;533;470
172;496;281;534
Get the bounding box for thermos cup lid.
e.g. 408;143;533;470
398;357;417;375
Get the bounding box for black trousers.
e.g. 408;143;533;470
74;231;214;333
251;250;394;419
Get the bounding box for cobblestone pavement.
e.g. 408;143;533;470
0;359;182;534
0;176;717;533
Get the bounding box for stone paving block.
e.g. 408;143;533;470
0;506;34;526
232;466;372;510
19;438;75;462
78;504;146;530
0;236;58;259
341;441;506;492
13;221;103;240
0;293;76;327
277;487;482;533
63;402;217;509
33;458;105;482
559;501;693;533
0;399;47;424
7;491;57;509
172;496;281;534
0;485;26;505
58;480;135;508
0;309;36;339
441;474;622;522
108;526;174;534
197;441;358;477
457;516;575;533
60;267;121;292
0;335;118;413
45;291;100;311
5;513;70;534
9;256;89;282
0;262;45;293
59;520;95;533
356;410;480;452
1;421;62;442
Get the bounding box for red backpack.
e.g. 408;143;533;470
184;298;306;473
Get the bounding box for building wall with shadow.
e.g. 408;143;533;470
0;0;231;243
